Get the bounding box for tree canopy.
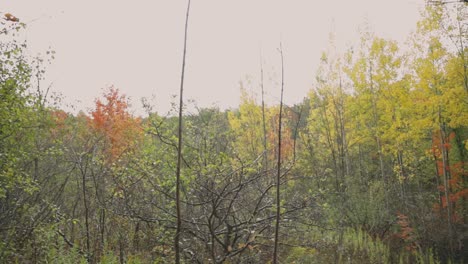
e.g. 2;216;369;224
0;3;467;263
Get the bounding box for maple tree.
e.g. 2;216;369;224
90;87;142;162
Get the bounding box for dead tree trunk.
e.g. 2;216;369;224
273;42;284;264
175;0;191;263
260;54;268;173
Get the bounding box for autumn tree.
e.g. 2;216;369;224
90;87;142;162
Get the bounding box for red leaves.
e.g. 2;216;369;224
431;129;468;224
440;190;468;208
434;157;467;211
49;110;69;138
431;131;455;163
90;87;142;162
396;212;417;252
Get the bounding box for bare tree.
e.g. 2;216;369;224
273;42;284;264
260;54;268;172
175;0;191;263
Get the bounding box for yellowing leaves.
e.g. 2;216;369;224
228;86;296;164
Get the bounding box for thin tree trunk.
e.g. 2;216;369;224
439;122;454;257
99;208;105;257
369;63;385;182
433;152;444;206
273;42;284;264
338;75;350;178
456;11;468;93
119;234;125;264
80;164;91;263
369;61;388;211
260;54;268;173
175;1;191;263
133;221;140;252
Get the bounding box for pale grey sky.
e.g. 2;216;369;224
3;0;424;115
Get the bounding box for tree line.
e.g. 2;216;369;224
0;2;467;263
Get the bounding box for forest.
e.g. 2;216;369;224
1;1;467;263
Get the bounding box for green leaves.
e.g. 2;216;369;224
0;41;33;198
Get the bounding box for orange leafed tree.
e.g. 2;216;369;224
49;109;68;138
395;212;418;252
267;111;294;162
431;130;468;223
90;87;142;162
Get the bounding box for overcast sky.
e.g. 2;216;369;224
3;0;425;115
